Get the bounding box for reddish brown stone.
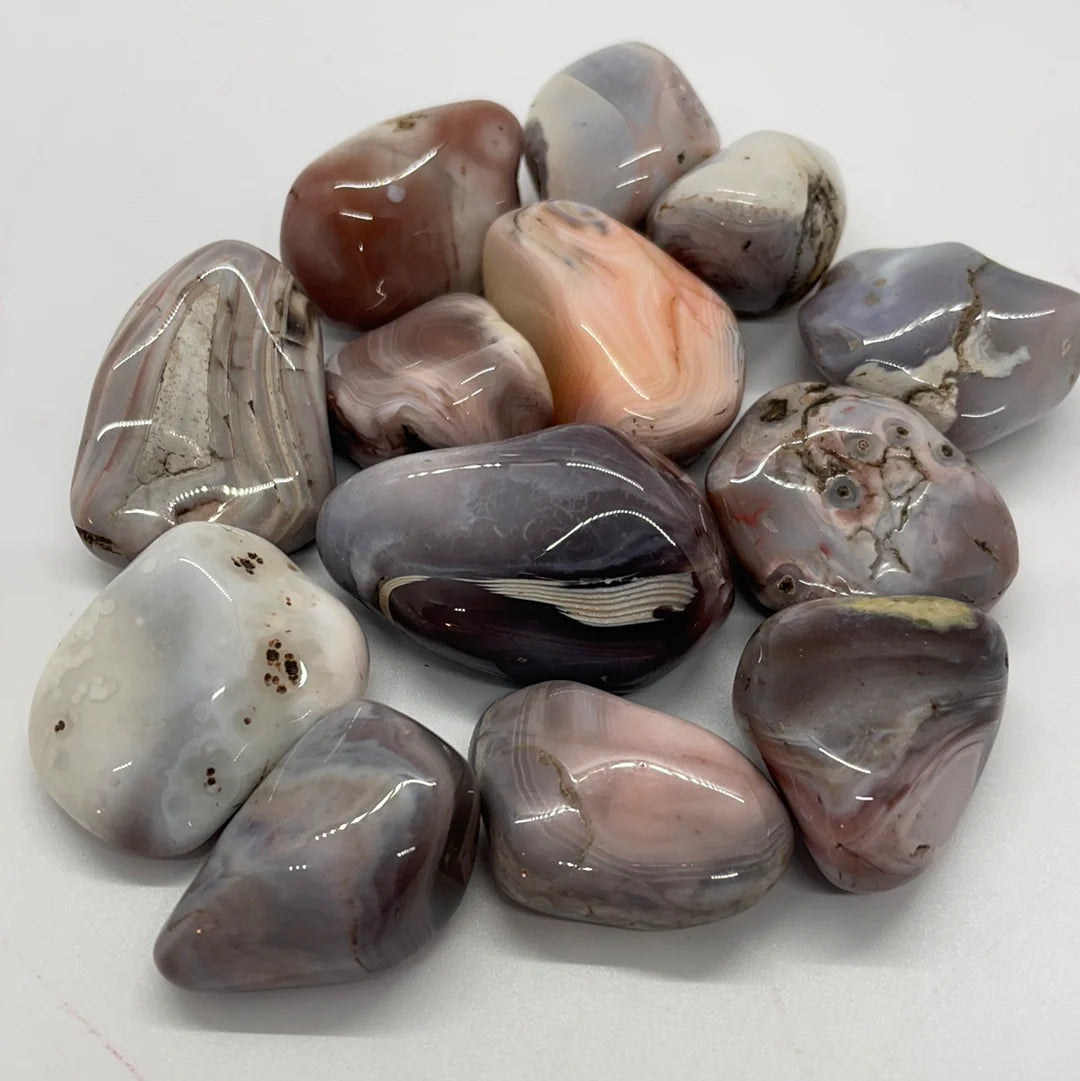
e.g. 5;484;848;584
280;101;522;329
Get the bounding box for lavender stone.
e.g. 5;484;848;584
799;243;1080;450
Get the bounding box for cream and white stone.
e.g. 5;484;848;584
647;131;845;314
28;522;370;857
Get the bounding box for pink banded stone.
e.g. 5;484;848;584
471;680;793;928
733;595;1007;892
327;294;553;465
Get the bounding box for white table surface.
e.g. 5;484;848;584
2;1;1078;1078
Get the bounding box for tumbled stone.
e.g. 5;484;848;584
647;131;845;315
327;294;553;466
155;700;478;990
472;681;793;928
799;243;1080;450
483;201;744;462
280;101;521;329
524;42;718;226
733;595;1007;891
317;425;732;690
705;382;1018;610
71;240;333;564
28;523;369;857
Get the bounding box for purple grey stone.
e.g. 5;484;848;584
316;424;733;691
733;595;1007;892
154;700;479;991
798;243;1080;450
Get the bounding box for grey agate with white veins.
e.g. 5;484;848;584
523;42;719;226
154;700;480;991
647;131;846;315
316;424;733;691
799;242;1080;450
705;383;1018;611
472;681;793;929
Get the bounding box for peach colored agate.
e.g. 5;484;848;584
483;201;745;462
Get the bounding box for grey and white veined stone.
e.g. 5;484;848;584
798;242;1080;450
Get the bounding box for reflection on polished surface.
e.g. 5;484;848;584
70;240;333;564
483;201;745;463
523;42;718;226
317;424;733;690
647;130;846;315
799;242;1080;450
706;382;1018;610
471;680;793;928
28;523;369;857
280;100;522;329
154;700;479;990
734;595;1008;891
327;293;553;465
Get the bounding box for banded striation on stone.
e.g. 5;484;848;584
733;595;1007;891
484;201;744;463
316;424;733;690
472;681;793;928
327;294;553;465
71;240;333;564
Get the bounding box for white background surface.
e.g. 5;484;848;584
2;1;1078;1078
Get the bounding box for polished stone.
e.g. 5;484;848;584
524;42;718;226
799;243;1080;449
705;382;1018;610
472;681;793;928
647;130;845;315
733;595;1007;891
71;240;333;564
281;101;521;329
483;201;744;462
317;424;732;690
327;294;553;466
28;523;369;857
155;700;479;990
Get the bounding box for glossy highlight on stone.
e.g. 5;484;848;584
280;101;522;330
733;596;1007;891
471;681;793;928
71;240;333;564
484;201;744;462
327;294;553;466
524;42;718;226
317;424;733;690
29;523;369;857
705;382;1018;610
155;700;479;990
799;243;1080;450
647;131;845;315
